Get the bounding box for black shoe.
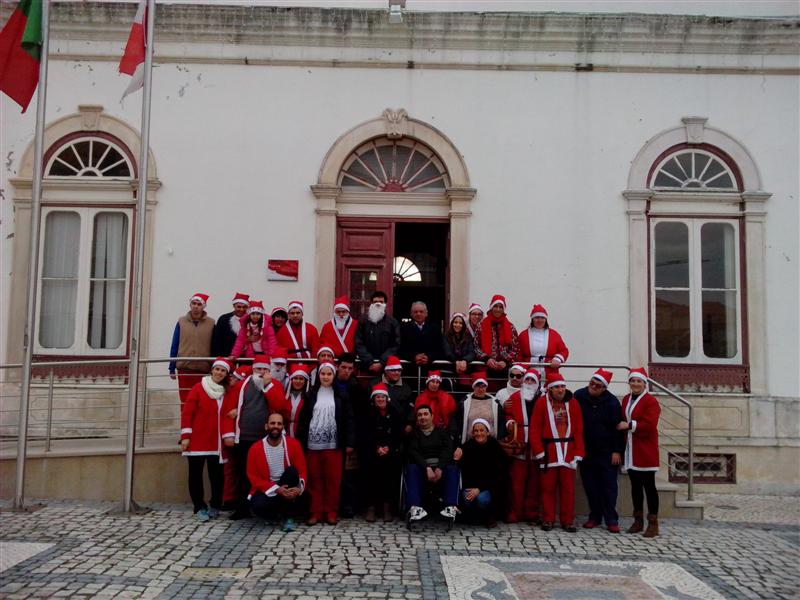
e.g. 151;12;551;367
562;524;577;533
541;522;553;531
229;510;251;521
220;501;237;511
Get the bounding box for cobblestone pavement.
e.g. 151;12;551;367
0;495;798;599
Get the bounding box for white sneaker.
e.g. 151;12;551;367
440;505;459;519
408;506;428;521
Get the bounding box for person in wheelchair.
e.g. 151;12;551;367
405;405;460;522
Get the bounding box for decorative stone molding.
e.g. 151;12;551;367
681;116;708;144
382;108;408;139
79;104;104;131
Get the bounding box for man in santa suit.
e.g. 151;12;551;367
211;293;250;357
320;296;356;355
494;363;526;407
247;412;307;532
530;372;585;532
474;294;519;388
222;354;290;519
517;304;569;384
503;368;542;524
276;301;320;360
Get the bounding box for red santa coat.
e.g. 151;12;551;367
246;434;308;497
221;376;291;443
414;390;457;429
276;321;320;359
285;391;305;438
530;392;585;470
319;318;355;355
517;327;569;366
621;392;661;471
181;378;226;460
504;390;537;461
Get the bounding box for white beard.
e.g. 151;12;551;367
229;315;241;335
522;383;537;402
368;303;386;324
251;375;265;392
334;314;350;329
271;364;287;383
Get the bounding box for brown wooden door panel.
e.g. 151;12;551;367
337;219;395;318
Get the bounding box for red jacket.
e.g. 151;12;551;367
285;390;306;438
504;390;537;461
231;315;278;358
319;318;356;355
517;327;569;381
181;378;226;459
221;376;291;443
247;434;308;497
530;391;585;470
621;392;661;471
414;390;457;429
276;322;320;359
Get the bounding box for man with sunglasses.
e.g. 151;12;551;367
574;369;625;533
495;363;527;408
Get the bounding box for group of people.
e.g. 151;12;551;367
175;291;662;537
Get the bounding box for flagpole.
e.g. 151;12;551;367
14;0;50;511
121;0;155;514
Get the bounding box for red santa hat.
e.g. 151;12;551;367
287;300;304;313
426;370;442;383
547;372;567;389
231;293;250;307
289;364;310;380
271;347;288;364
190;293;209;307
450;312;467;326
211;357;232;373
591;368;613;387
628;368;649;382
247;300;266;315
509;363;526;375
232;364;252;380
472;371;489;388
384;356;403;371
371;383;390;398
317;346;335;358
530;304;548;319
489;294;506;309
271;306;288;317
468;303;484;315
318;361;336;375
523;367;540;385
252;354;270;369
333;296;350;312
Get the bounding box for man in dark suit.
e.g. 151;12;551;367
399;301;444;371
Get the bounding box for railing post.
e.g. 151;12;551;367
687;402;695;501
416;365;422;395
138;362;148;449
44;368;54;452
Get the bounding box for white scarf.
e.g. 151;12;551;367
201;375;225;400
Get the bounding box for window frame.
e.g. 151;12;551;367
34;205;134;357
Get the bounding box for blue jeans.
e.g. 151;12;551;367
462;489;492;512
405;463;459;508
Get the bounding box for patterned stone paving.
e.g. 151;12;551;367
0;495;798;599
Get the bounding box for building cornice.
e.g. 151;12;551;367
5;3;795;74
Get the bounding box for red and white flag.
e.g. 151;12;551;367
119;0;147;99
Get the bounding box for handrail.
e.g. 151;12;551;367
0;357;695;501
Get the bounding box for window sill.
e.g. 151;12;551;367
649;363;749;393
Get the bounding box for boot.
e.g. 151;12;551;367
382;502;393;523
365;506;376;523
643;514;659;538
626;511;644;534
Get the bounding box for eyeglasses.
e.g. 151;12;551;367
509;374;524;380
589;380;606;388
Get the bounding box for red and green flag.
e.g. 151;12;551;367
0;0;43;112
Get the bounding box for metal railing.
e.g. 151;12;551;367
0;356;694;505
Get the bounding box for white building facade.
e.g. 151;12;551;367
2;1;798;494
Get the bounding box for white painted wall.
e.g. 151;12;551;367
2;29;798;395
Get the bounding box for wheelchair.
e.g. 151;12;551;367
399;463;460;531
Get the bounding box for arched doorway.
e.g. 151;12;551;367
312;109;475;326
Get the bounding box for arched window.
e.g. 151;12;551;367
45;135;135;178
393;256;422;282
650;147;739;191
338;137;450;192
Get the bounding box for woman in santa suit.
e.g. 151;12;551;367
617;368;662;538
180;358;232;522
285;363;310;438
230;300;277;359
517;304;569;384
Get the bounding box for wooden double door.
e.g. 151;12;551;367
336;218;449;326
